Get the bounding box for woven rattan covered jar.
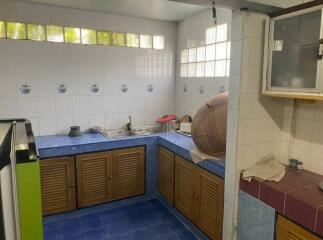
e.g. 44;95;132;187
191;92;228;157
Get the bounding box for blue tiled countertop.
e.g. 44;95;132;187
36;132;225;178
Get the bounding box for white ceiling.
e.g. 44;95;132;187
20;0;209;22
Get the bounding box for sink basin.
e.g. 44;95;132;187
100;126;160;139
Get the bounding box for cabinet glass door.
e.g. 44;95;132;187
268;9;322;92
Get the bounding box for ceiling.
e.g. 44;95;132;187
20;0;307;22
20;0;209;22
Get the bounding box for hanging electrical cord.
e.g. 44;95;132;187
212;0;217;25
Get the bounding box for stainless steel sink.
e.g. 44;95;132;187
100;126;160;139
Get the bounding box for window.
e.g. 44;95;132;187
0;21;5;38
27;24;45;41
46;25;64;42
7;22;26;39
127;33;139;48
97;31;110;45
180;23;231;78
140;34;152;48
0;19;164;50
153;35;164;49
81;28;97;44
112;32;125;46
64;27;81;43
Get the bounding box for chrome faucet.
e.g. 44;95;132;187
126;115;132;131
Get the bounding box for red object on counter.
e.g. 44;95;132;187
156;114;176;123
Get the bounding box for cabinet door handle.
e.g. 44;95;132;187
108;175;113;180
68;183;75;188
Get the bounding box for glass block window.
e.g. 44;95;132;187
197;46;205;62
181;49;188;64
112;32;125;46
64;27;81;43
180;64;188;77
205;61;215;77
0;21;5;38
180;23;231;78
7;22;26;39
188;48;197;63
97;31;110;45
153;35;164;49
188;63;196;77
127;33;139;48
215;60;226;77
216;24;227;42
216;42;227;60
196;62;205;77
81;28;97;44
46;25;64;42
140;34;152;48
206;26;216;44
206;44;215;61
27;24;45;41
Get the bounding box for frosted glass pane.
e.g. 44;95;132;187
46;25;64;42
153;35;164;49
206;44;215;61
205;61;215;77
206;26;216;44
27;24;45;41
0;21;5;38
140;34;152;48
181;49;188;63
197;46;205;62
127;33;139;47
81;28;97;44
112;32;125;46
215;60;226;77
216;24;227;42
180;64;188;77
188;63;196;77
226;60;230;77
7;22;26;39
97;31;110;45
64;27;81;43
216;42;227;60
188;48;197;62
196;62;205;77
227;41;231;59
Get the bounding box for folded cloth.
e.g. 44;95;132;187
242;154;285;182
190;149;225;164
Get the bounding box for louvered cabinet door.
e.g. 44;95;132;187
195;167;224;240
40;157;76;216
276;215;321;240
174;155;196;221
158;146;175;204
76;152;113;208
112;147;145;200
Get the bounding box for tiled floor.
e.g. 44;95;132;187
44;199;198;240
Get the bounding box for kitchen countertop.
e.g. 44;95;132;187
240;168;323;237
36;132;225;178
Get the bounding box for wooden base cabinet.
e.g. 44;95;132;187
40;157;76;216
158;146;175;204
175;156;224;240
276;215;321;240
76;147;145;208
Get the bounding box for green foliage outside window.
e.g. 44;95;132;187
46;25;64;42
27;24;45;41
0;21;5;38
64;27;81;43
127;33;139;48
7;22;26;39
112;32;125;47
81;28;97;44
97;31;111;45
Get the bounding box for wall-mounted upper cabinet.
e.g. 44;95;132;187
263;4;323;100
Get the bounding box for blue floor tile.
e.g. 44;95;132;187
43;199;199;240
